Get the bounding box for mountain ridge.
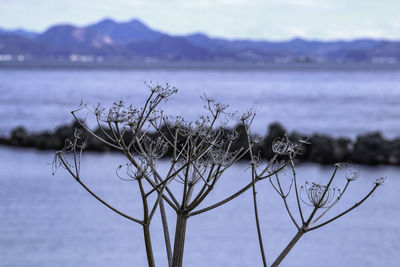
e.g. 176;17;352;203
0;18;399;64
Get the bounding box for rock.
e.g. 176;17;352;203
289;131;310;161
0;137;9;145
307;135;333;163
386;138;400;165
229;124;250;159
1;122;400;166
54;125;74;141
34;132;63;150
351;132;387;165
261;122;287;159
268;122;286;140
335;138;352;161
10;126;28;146
308;135;351;164
11;126;27;141
85;127;111;151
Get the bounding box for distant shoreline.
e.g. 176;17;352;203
1;61;400;71
2;122;400;166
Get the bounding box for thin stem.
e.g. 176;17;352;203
149;183;168;221
275;174;300;229
95;115;115;141
244;119;267;267
57;155;144;225
186;165;221;212
306;183;380;232
138;178;156;267
305;166;338;226
71;112;123;151
159;199;172;266
311;180;351;225
290;159;305;224
181;143;192;208
257;153;278;178
123;149;178;210
189;164;287;217
188;164;216;207
251;165;267;267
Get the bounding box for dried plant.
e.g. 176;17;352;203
53;84;289;267
244;134;385;266
53;83;383;267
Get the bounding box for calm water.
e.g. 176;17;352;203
1;68;400;138
0;147;399;267
1;67;400;266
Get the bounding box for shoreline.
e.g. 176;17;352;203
1;61;400;71
1;121;399;166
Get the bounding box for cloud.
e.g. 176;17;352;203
277;0;335;9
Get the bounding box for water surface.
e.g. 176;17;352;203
1;68;400;138
0;147;398;267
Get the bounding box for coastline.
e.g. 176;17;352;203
2;121;399;166
1;61;400;71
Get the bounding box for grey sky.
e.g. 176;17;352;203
1;0;399;40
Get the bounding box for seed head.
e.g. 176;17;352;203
140;136;169;159
301;182;337;208
375;177;385;186
345;167;359;181
272;136;298;156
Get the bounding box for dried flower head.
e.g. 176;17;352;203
207;147;238;166
375;177;386;186
146;82;178;99
301;182;337;208
140;135;169;159
106;101;129;123
251;134;263;144
249;151;262;166
226;130;240;142
118;158;152;181
272;136;298;156
334;162;348;168
345;167;360;181
299;137;311;145
201;94;229;116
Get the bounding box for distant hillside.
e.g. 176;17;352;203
0;18;399;64
0;28;38;39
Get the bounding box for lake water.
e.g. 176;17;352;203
0;147;399;267
1;68;400;138
1;67;400;266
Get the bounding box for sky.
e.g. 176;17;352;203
1;0;399;41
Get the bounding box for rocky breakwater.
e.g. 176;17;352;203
1;122;400;166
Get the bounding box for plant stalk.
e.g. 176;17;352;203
271;229;304;267
159;199;172;266
143;224;156;267
251;167;267;267
171;213;188;267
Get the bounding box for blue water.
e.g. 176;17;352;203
0;147;399;267
1;68;400;138
1;67;400;266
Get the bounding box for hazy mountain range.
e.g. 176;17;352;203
1;18;399;64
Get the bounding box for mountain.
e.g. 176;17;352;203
0;35;59;55
38;18;164;50
0;28;38;39
0;18;399;64
86;18;163;44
